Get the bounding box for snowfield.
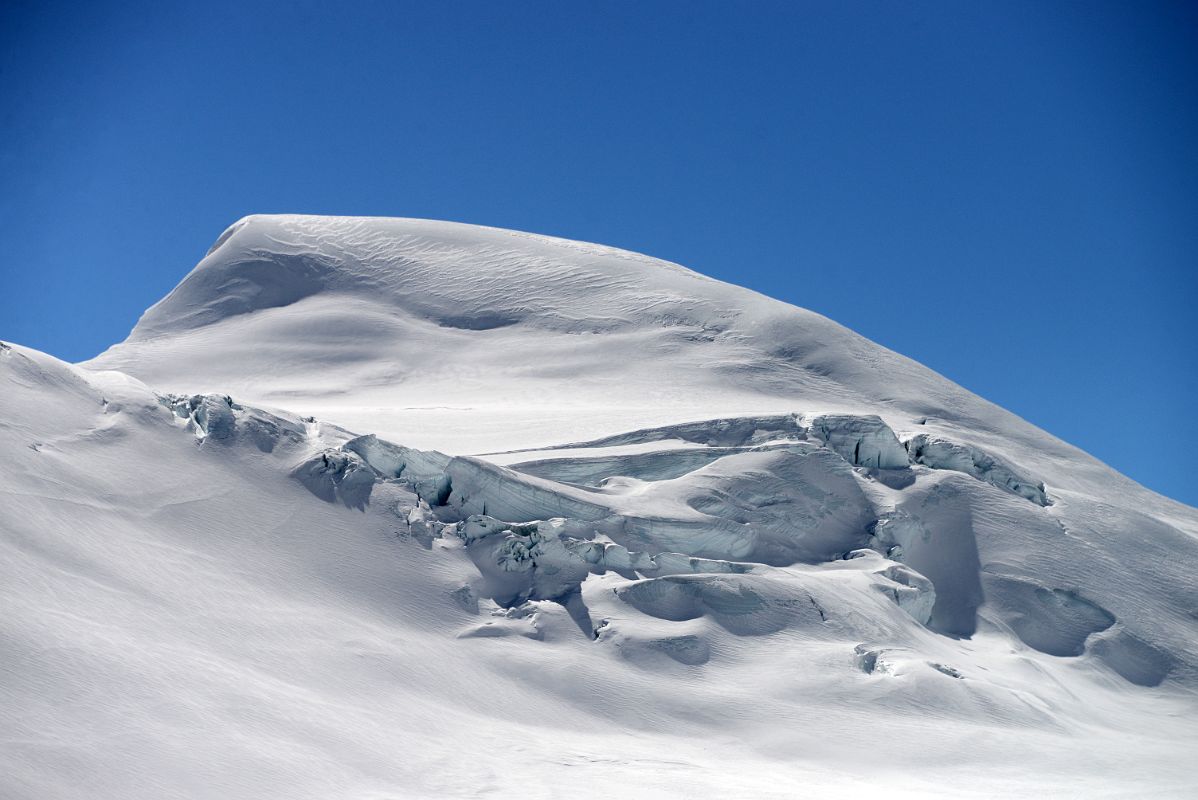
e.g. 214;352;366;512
3;215;1196;798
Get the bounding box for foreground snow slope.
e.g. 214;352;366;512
2;215;1196;798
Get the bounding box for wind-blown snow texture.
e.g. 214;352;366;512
4;214;1197;798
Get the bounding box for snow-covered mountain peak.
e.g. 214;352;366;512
92;215;1065;467
135;213;733;340
5;217;1197;797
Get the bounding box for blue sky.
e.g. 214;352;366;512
2;1;1195;505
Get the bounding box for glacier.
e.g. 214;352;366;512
2;214;1196;798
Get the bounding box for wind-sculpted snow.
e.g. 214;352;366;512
292;448;379;509
984;577;1115;657
276;401;953;651
512;446;749;486
5;215;1198;797
536;413;807;450
904;432;1050;505
341;433;452;504
280;405;1194;703
808;413;910;469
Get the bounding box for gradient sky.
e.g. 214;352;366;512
2;1;1195;505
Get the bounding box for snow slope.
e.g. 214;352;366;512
3;214;1197;798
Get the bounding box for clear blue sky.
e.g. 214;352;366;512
2;1;1195;505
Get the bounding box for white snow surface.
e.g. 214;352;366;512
3;214;1196;798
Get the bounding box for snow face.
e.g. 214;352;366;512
4;215;1198;798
